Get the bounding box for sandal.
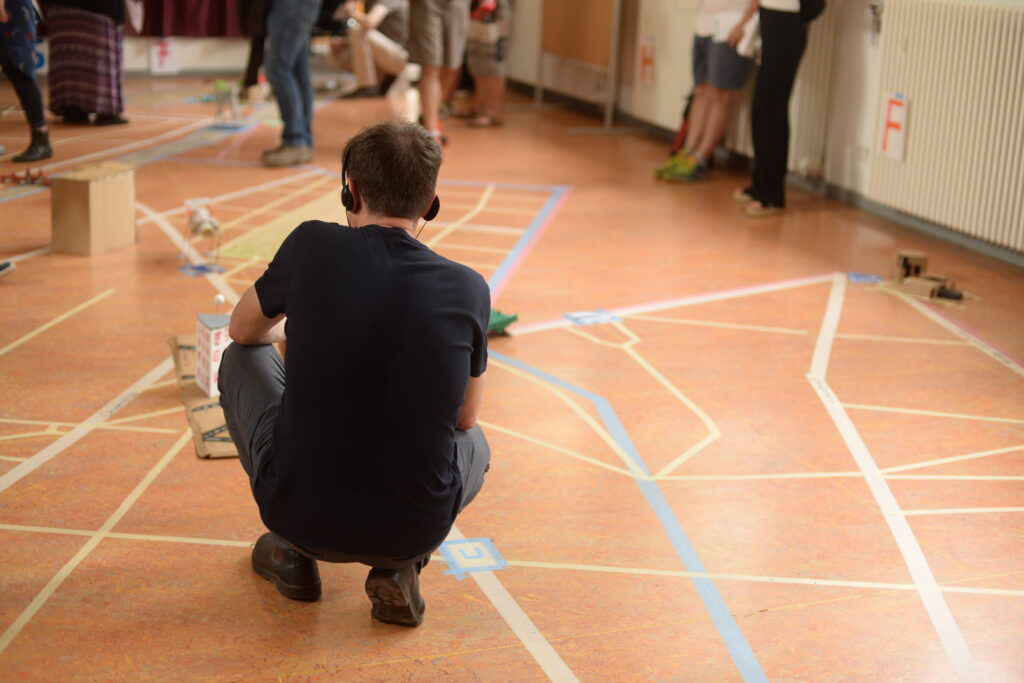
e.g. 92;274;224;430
467;115;503;128
745;201;784;218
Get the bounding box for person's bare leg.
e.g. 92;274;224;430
682;83;711;152
440;66;461;104
472;74;504;122
419;64;443;132
694;87;737;160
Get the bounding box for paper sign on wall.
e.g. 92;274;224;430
879;92;907;160
150;38;180;75
639;37;656;87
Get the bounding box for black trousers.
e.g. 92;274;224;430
749;8;807;208
0;60;45;130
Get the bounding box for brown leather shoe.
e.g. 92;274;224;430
251;533;321;601
365;565;425;626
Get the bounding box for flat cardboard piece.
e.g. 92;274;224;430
51;162;137;255
168;334;237;459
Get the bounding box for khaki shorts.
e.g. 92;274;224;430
408;0;470;69
467;0;509;77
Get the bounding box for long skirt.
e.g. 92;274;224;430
46;2;125;116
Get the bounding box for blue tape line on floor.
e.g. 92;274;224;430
490;350;768;683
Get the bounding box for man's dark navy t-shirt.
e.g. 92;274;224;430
253;220;490;558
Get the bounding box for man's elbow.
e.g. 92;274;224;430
456;415;477;431
228;319;259;345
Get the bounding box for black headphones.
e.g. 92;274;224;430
341;147;440;221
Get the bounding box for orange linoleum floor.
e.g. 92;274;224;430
1;78;1023;681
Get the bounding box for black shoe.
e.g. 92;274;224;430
61;107;90;124
365;565;425;626
342;86;381;99
251;533;321;601
95;114;129;126
13;129;52;163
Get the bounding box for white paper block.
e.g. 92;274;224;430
196;313;231;398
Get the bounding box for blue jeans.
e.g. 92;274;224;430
264;0;320;148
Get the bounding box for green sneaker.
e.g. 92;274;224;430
658;153;700;180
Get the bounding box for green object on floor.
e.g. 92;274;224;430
488;309;518;336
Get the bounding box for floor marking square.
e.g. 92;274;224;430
564;309;622;326
439;538;507;580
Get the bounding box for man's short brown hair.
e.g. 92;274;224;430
342;121;442;221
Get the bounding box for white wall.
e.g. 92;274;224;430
505;0;882;197
822;0;881;195
618;0;696;131
122;37;251;74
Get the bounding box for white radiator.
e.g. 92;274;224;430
726;3;842;178
540;53;614;106
867;0;1024;252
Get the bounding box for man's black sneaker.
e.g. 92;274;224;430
251;533;321;601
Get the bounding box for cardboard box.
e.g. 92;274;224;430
168;334;237;459
51;162;136;255
896;249;928;279
195;314;230;398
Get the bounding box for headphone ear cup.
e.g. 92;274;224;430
341;186;354;211
423;196;441;221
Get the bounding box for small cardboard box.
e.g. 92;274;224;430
195;314;231;398
51;162;136;255
896;249;928;279
168;334;237;459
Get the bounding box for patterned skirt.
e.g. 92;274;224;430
46;2;125;116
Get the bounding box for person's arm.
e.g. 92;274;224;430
728;0;760;48
0;5;9;23
457;372;485;431
229;285;287;345
357;4;391;30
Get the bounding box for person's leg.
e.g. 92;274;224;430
347;22;378;89
218;342;284;481
1;62;52;163
363;424;489;628
419;64;445;133
454;425;491;512
218;343;321;601
263;0;318;156
683;85;711;152
293;29;315;149
367;31;409;77
749;8;807;210
410;0;445;138
243;35;266;89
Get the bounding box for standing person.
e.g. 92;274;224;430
46;0;134;126
238;0;272;101
0;0;51;162
330;0;409;98
655;0;754;181
261;0;321;167
729;0;812;216
219;121;491;626
408;0;470;145
465;0;509;127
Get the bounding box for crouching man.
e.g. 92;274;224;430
219;120;491;627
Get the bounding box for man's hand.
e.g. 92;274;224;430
0;6;10;23
229;286;287;345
